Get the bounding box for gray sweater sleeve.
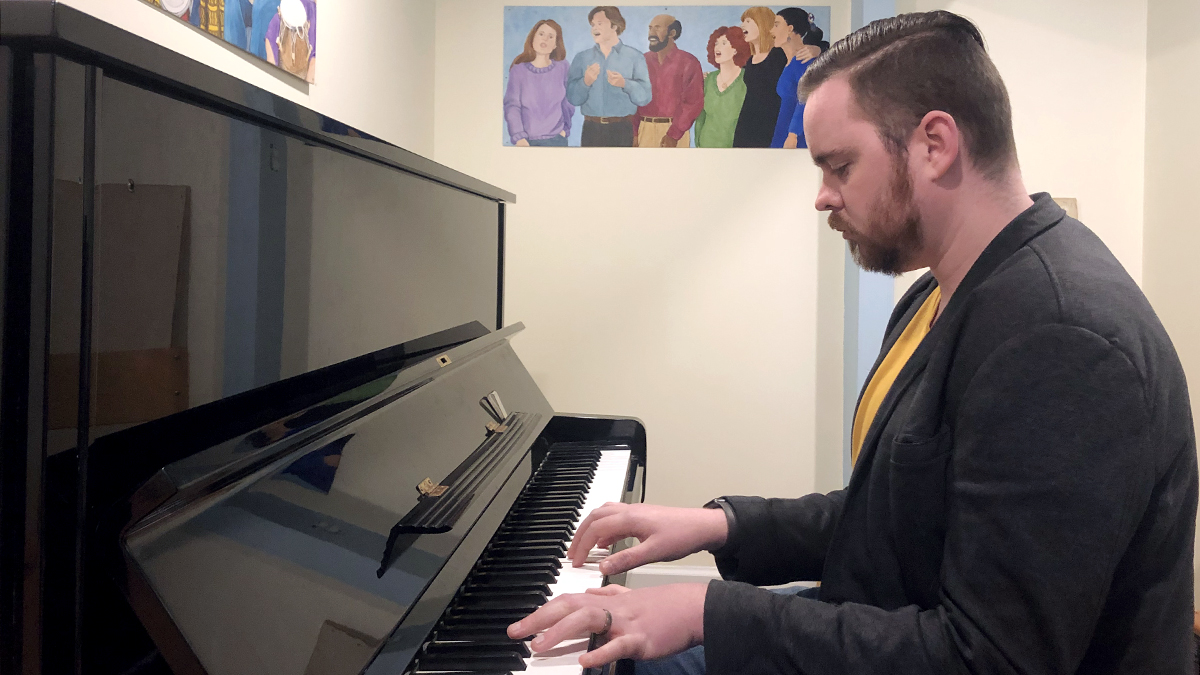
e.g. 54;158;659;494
704;324;1163;674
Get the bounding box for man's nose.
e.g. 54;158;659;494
815;183;842;212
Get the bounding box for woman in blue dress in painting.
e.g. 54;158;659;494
770;8;828;148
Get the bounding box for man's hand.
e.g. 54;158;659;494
566;503;728;575
783;133;799;149
796;44;822;63
660;134;679;148
606;70;627;88
584;63;602;86
515;139;531;147
508;583;707;668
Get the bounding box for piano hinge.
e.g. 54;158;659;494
416;478;449;498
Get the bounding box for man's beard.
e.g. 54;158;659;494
830;156;923;276
648;36;669;52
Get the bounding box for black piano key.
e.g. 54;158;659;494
491;530;572;540
416;653;527;672
440;615;526;630
498;524;574;536
505;515;575;526
455;592;546;610
426;641;533;659
530;478;590;487
484;546;566;559
433;626;525;643
509;507;579;518
475;560;561;573
514;498;584;511
480;556;562;569
543;457;601;465
462;582;551;597
445;608;532;623
489;542;567;554
535;471;594;480
414;671;513;675
468;570;557;586
499;523;571;534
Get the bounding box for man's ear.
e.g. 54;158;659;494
914;110;960;181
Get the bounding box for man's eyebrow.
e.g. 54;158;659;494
812;148;853;167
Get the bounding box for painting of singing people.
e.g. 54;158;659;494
140;0;318;83
503;5;832;148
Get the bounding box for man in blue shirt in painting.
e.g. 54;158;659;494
568;6;653;147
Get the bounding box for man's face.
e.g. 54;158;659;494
806;77;924;275
591;12;618;43
648;15;673;52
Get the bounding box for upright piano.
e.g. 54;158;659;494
1;4;645;674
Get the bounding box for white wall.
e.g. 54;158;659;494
899;0;1149;282
56;0;437;155
1141;0;1200;603
433;1;853;525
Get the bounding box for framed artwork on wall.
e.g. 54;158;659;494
503;5;832;148
142;0;318;82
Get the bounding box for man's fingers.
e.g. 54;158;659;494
597;542;655;575
529;606;608;654
507;594;583;639
565;506;611;561
569;512;638;567
579;635;643;668
585;585;630;596
567;504;630;566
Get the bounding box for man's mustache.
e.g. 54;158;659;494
829;212;851;232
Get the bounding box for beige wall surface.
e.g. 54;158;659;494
1141;0;1200;603
433;0;853;514
899;0;1149;283
57;0;437;156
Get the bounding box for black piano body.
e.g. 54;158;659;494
1;4;646;674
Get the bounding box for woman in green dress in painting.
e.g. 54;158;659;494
694;26;752;148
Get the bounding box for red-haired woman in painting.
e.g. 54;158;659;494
504;19;576;147
694;26;751;148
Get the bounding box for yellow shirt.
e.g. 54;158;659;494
850;286;943;465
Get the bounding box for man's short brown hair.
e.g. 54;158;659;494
799;11;1018;180
588;6;626;35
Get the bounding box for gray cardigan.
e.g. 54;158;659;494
704;194;1197;674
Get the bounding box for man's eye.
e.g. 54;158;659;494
834;164;851;178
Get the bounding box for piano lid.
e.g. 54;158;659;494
105;324;554;675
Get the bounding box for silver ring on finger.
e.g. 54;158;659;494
593;609;613;638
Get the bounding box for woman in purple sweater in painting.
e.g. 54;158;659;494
505;19;575;147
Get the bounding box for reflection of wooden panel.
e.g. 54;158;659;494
304;620;380;675
48;348;188;429
94;183;188;353
48;181;192;432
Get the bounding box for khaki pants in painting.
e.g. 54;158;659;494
637;120;691;148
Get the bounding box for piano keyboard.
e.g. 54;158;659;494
410;446;633;675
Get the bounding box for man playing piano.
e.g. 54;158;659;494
510;10;1197;675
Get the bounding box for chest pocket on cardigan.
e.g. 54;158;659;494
888;424;952;609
